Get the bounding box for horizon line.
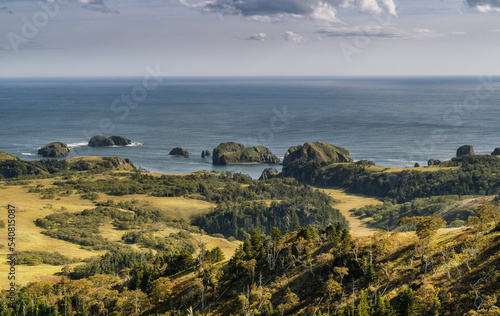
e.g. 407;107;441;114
0;74;498;79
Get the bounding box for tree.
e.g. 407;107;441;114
397;287;420;316
278;288;299;315
356;290;371;316
398;216;446;242
325;277;342;315
298;225;316;240
211;247;225;263
398;216;445;268
374;292;392;316
366;263;377;284
150;277;172;304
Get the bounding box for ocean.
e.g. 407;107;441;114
1;76;500;179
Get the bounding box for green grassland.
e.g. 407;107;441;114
0;174;238;289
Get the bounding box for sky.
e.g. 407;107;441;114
0;0;499;77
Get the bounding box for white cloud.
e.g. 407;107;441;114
248;32;270;41
310;2;340;23
466;0;500;12
181;0;398;23
284;31;304;43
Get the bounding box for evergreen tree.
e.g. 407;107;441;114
397;287;420;316
356;290;371;316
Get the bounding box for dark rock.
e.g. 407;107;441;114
202;150;211;158
492;148;500;156
259;168;281;180
109;135;131;146
169;147;189;158
89;135;114;147
414;163;420;168
38;142;69;157
212;142;280;165
428;158;441;166
282;142;352;166
456;145;475;157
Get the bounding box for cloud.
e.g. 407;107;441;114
180;0;398;23
284;31;304;43
466;0;500;12
317;25;463;40
248;32;270;41
0;6;13;14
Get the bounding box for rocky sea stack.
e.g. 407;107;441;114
88;135;131;147
169;147;189;158
109;135;132;146
212;142;280;165
201;150;211;158
491;148;500;156
282;141;352;166
38;142;69;157
456;145;475;157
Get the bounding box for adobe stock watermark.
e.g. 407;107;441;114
246;106;297;147
71;65;168;156
407;75;497;164
340;4;402;64
6;0;69;53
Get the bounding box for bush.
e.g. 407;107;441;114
449;220;466;228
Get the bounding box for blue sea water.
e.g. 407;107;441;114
1;76;500;179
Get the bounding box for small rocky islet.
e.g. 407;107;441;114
88;135;132;147
169;147;190;158
212;142;280;165
37;142;70;157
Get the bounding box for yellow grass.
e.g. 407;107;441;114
0;175;238;288
109;195;215;221
319;187;383;236
0;151;18;161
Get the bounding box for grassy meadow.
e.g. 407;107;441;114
0;174;239;289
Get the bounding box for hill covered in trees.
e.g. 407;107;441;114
283;155;500;203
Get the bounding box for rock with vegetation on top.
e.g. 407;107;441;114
282;141;352;166
37;142;69;157
212;142;280;165
491;148;500;156
109;135;131;146
427;158;441;166
201;150;211;158
259;168;281;180
169;147;189;158
88;135;131;147
88;135;114;147
456;145;475;157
